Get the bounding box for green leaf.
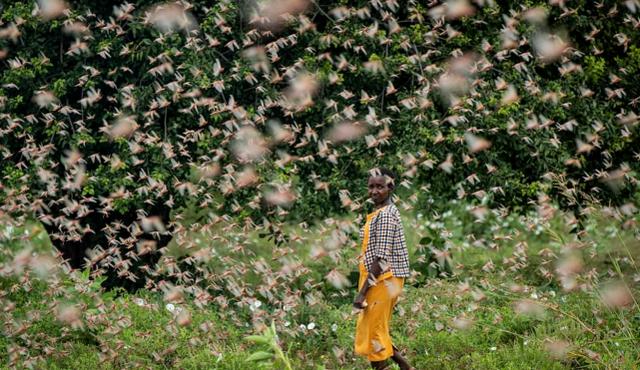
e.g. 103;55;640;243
418;236;432;245
244;335;271;345
245;351;273;362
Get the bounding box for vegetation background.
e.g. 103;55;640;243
0;0;639;368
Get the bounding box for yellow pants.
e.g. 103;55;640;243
354;273;404;362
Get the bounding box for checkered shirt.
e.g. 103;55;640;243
359;203;410;278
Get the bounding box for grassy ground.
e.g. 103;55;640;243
1;203;639;369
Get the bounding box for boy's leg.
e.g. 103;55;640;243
391;344;414;370
370;360;390;370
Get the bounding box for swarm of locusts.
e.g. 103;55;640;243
0;0;639;368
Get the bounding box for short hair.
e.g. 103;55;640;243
368;167;396;188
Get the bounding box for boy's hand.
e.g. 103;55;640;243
353;292;367;309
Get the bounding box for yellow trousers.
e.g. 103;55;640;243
354;272;404;362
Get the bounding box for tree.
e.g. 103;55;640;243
1;0;638;290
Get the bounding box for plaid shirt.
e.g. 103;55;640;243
359;203;411;278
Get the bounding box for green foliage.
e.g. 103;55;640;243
244;322;293;370
584;56;607;85
2;204;640;369
4;196;640;366
1;4;640;367
0;0;638;229
415;227;453;281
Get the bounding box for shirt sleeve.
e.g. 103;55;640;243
369;211;398;263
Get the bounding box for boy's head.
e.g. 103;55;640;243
367;167;395;204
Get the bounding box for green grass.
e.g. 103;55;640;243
1;204;639;369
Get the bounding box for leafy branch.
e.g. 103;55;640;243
244;321;293;370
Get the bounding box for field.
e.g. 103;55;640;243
2;203;639;370
2;1;640;369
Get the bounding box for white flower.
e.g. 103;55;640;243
134;298;146;306
165;303;182;315
307;322;316;330
490;346;497;351
331;323;338;332
249;300;262;312
299;324;306;331
284;321;290;327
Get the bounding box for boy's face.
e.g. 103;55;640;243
368;175;392;204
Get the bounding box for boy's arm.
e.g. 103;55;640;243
353;257;384;308
353;212;396;309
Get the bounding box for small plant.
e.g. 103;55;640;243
244;322;293;370
415;228;453;283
